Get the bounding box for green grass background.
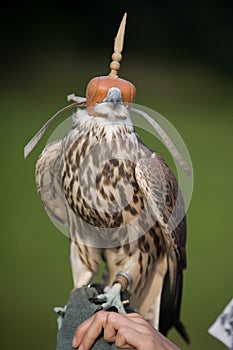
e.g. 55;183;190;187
0;5;233;349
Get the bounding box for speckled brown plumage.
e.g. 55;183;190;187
36;91;189;343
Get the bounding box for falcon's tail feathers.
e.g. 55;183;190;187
174;319;190;344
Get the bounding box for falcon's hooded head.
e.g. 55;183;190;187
84;13;136;120
88;86;130;120
85;73;136;120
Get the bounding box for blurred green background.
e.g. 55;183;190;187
0;1;232;349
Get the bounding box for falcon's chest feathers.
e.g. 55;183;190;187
61;107;148;230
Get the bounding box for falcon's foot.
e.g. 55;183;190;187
91;283;127;314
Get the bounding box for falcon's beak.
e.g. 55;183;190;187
105;87;123;108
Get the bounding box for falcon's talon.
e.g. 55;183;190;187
100;302;111;310
88;297;98;303
89;295;107;304
106;306;119;312
94;306;104;313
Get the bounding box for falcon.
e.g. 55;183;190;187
28;13;190;343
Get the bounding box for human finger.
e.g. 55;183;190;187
102;312;144;337
124;313;154;326
114;325;145;349
72;311;107;348
101;312;119;342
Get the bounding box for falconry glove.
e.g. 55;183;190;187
56;285;136;350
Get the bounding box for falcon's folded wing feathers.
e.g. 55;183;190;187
135;152;187;270
36;141;68;226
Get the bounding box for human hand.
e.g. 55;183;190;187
72;311;180;349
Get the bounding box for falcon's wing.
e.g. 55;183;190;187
36;140;68;226
135;152;190;343
135;152;187;268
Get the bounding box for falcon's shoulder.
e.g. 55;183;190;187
36;140;68;225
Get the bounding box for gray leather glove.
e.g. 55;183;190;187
56;286;120;350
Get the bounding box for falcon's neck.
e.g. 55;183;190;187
72;107;135;140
